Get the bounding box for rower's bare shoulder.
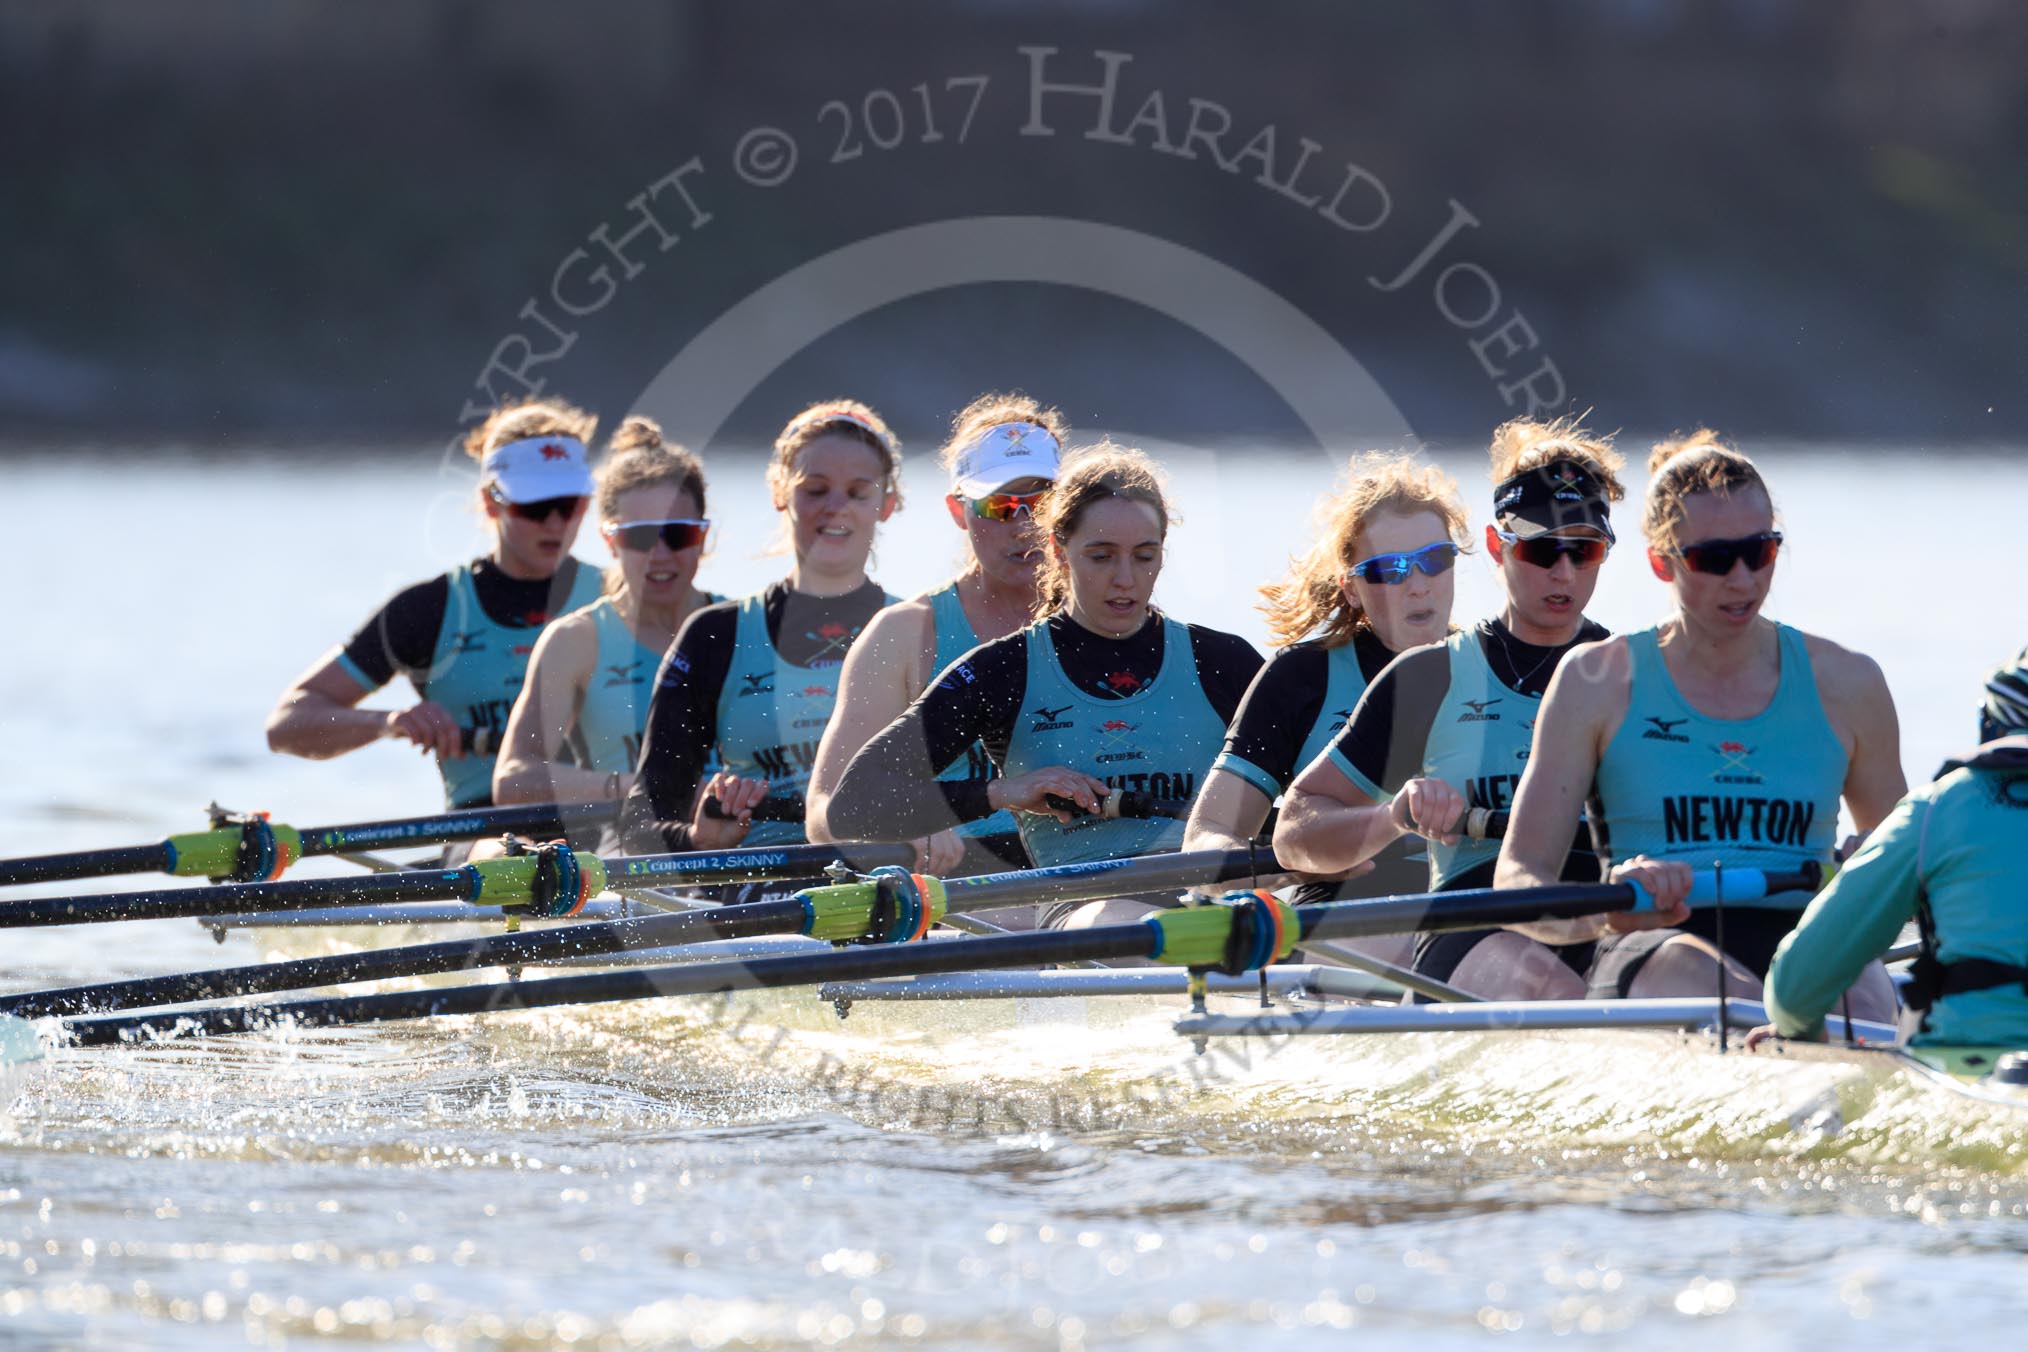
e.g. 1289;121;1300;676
530;608;598;666
1555;633;1632;691
855;598;935;659
1800;632;1895;715
1801;632;1891;694
839;600;937;695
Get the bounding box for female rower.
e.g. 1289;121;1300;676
1760;653;2028;1050
492;417;716;810
1491;430;1905;1010
805;393;1066;875
617;400;901;854
266;397;606;810
827;444;1262;929
1273;419;1626;999
1183;451;1466;913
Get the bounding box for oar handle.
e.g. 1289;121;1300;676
459;726;502;757
702;794;804;824
1461;808;1509;840
1042;791;1188;822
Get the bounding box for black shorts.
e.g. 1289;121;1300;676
1409;928;1597;1003
1584;907;1802;997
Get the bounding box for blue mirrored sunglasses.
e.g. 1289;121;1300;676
1344;541;1460;585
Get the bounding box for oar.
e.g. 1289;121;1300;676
2;846;1282;1019
0;840;919;929
56;865;1811;1047
0;800;614;889
703;792;1192;824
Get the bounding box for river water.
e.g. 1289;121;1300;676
2;443;2025;1346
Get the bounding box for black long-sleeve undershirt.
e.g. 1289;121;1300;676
1218;629;1398;793
339;557;593;690
1329;616;1610;889
618;579;888;852
827;612;1261;842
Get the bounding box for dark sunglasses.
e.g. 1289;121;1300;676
1676;531;1782;576
603;518;710;552
1344;541;1460;586
1497;531;1610;569
962;490;1048;522
490;489;587;523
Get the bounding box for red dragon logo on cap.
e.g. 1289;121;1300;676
539;443;569;462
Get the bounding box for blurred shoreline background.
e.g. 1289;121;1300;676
4;0;2024;452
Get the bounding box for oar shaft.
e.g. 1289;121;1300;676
941;845;1279;909
0;843;171;889
0;870;471;928
605;841;917;885
0;801;613;891
1296;867;1816;944
63;922;1158;1046
0;841;918;929
22;847;1272;1016
3;901;808;1020
297;801;609;855
56;866;1809;1046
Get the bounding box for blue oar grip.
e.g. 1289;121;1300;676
1624;878;1655;913
1686;867;1768;904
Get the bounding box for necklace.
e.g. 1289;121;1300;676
1487;620;1565;694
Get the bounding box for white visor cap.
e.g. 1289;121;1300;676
481;435;595;502
949;422;1062;498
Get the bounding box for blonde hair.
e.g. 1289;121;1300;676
1259;452;1470;648
1032;442;1171;618
595;417;709;598
1643;428;1773;554
1488;414;1628;503
767;399;903;509
937;391;1069;475
462;396;598;468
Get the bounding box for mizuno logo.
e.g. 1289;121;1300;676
1641;716;1691;743
737;672;774;697
1029;702;1075;732
449;632;484;655
1457;698;1502;723
603;661;642;689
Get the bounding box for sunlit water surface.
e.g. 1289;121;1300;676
2;445;2025;1346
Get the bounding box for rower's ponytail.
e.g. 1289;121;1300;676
1032;443;1172;619
1260;452;1469;648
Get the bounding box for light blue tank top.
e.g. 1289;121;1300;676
422;560;604;808
926;583;1022;842
1414;629;1546;887
713;590;891;846
568;595;666;777
1592;623;1846;908
1211;641;1368;798
1000;615;1229;867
